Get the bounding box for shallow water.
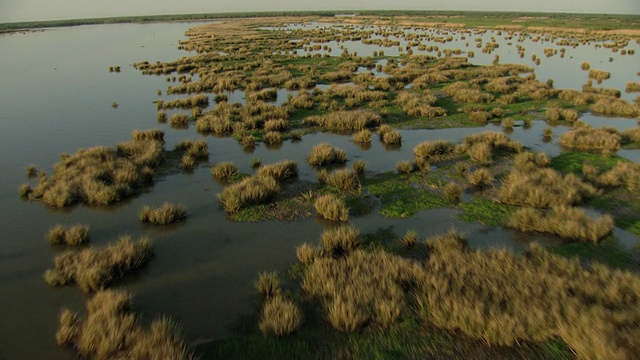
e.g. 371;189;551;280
0;20;638;359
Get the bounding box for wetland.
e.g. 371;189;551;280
2;11;640;359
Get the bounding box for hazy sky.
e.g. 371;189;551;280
1;0;639;23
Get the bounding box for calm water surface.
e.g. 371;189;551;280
0;21;638;359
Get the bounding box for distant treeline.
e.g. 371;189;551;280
1;10;639;32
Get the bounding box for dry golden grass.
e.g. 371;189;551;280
195;114;233;134
381;129;402;145
211;162;238;181
26;130;163;207
44;236;152;292
308;143;347;166
588;69;610;81
443;183;462;203
264;119;288;132
595;161;640;192
317;168;361;192
402;229;418;249
302;249;411;332
139;203;187;225
559;126;621;151
514;151;551;171
508;206;613;242
47;225;90;246
264;131;283;145
57;290;191;359
304;110;381;131
416;231;640;359
352;159;366;175
296;243;320;266
413;140;456;162
545;106;579;122
498;168;598;208
467;167;494;188
259;296;303;337
395;160;415;174
626;82;640;93
218;175;279;213
352;129;372;144
255;271;281;299
170;113;189;126
314;194;349;221
320;225;361;257
591;98;640;117
256;160;298;183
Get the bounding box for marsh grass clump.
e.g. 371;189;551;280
402;229;418;249
304;110;380;131
443;183;462;204
590;98;639;117
543;127;553;141
218;175;279;213
256;160;298;183
26;130;163;207
514;151;551;171
18;183;31;197
211;162;238;181
413;140;456;163
467;168;494;188
48;225;90;246
595;161;640;192
317;168;361;192
157;111;167;123
381;129;402;146
264;119;288;132
139;203;187;225
308;143;347;166
263;131;283;146
395;160;415;174
170;113;189;126
352;159;366;176
314;194;349;222
195;114;233;134
176;139;208;170
320;225;361;257
508;206;613;242
26;164;37;178
501;118;515;130
546;106;579;123
559;126;621;152
44;236;152;292
302;249;411;332
56;290;191;359
626;82;640;93
352;129;372;144
255;271;281;299
296;243;320;265
416;232;640;359
259;296;303;337
498;168;598;208
588;69;611;82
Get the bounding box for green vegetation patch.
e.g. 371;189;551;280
588;190;640;237
458;198;517;227
364;172;445;218
550;152;624;174
550;238;636;270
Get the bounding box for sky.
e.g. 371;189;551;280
1;0;639;23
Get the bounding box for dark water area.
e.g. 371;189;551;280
0;21;638;359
